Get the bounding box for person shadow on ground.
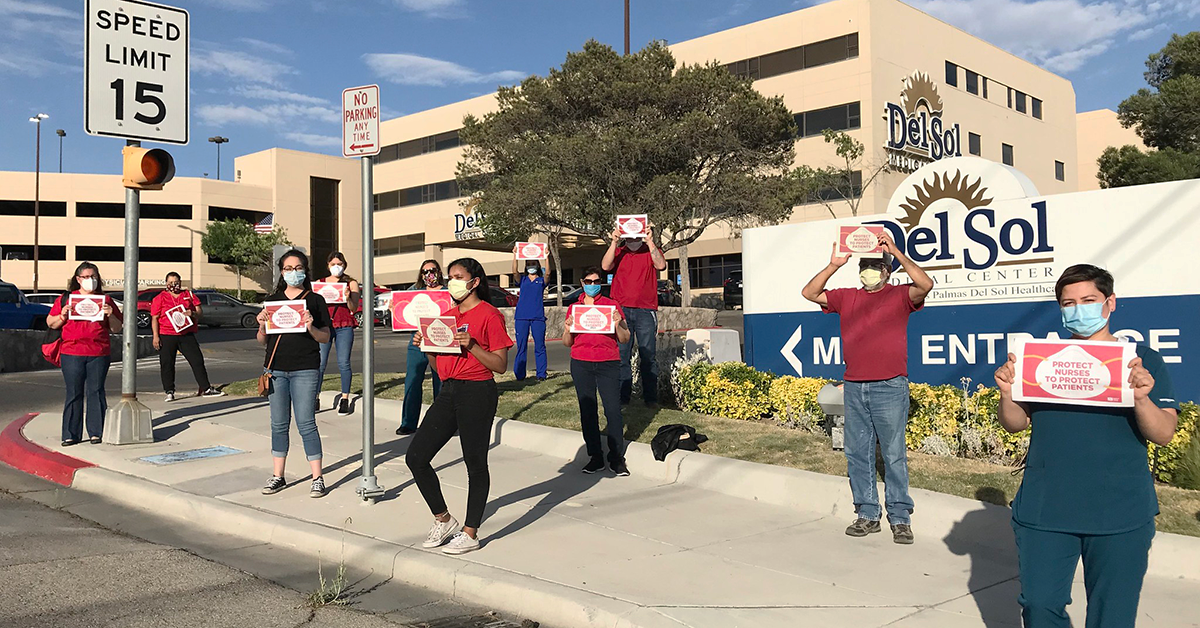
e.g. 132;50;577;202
480;445;605;545
943;487;1022;628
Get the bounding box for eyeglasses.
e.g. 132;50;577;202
582;278;603;285
421;268;438;274
282;266;305;272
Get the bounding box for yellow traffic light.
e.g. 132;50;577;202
122;146;175;190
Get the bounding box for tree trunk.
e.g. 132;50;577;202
236;267;243;299
678;242;691;308
549;232;564;307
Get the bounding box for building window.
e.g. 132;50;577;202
945;61;958;87
1055;160;1065;181
968;133;981;156
801;170;863;204
982;77;989;100
373;234;425;257
0;200;67;217
1007;88;1013;108
795;102;861;138
76;202;191;219
965;70;979;95
374;179;460;211
1015;91;1027;114
375;130;461;165
310;177;339;268
1002;143;1014;166
666;254;743;289
77;246;191;262
1032;97;1043;120
208;206;270;224
725;33;858;82
1;244;67;261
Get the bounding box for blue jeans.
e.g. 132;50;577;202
401;341;442;431
843;376;913;525
318;326;354;395
514;318;547;380
61;354;110;441
268;369;322;461
618;307;659;403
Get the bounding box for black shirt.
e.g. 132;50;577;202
262;289;331;372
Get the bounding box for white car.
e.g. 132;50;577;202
542;284;579;304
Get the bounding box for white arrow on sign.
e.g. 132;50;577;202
780;324;804;376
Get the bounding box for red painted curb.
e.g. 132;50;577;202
0;413;95;486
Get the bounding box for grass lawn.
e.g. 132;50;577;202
225;371;1200;538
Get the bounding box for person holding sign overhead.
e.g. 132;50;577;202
993;264;1178;628
406;258;512;555
511;245;548;381
315;251;360;416
602;218;667;407
151;272;223;402
802;230;933;544
397;259;447;435
46;262;123;446
257;250;332;499
564;266;631;475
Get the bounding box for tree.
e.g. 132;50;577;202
790;129;890;218
200;219;291;296
1100;32;1200;187
458;40;802;307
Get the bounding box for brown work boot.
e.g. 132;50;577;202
891;523;915;545
845;518;881;537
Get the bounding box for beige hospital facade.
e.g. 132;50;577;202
0;0;1146;296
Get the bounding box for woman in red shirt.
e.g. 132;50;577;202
316;251;360;416
151;272;223;401
406;257;512;555
563;266;631;475
46;262;123;446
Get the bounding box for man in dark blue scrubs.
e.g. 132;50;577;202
994;264;1179;627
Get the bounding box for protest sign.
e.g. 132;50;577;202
1013;339;1135;407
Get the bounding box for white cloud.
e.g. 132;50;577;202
193;48;296;86
238;38;293;56
198;101;340;127
198;104;273;126
394;0;464;18
907;0;1192;73
363;53;524;86
193;0;281;11
284;132;341;148
0;0;77;18
1127;26;1164;42
233;85;331;106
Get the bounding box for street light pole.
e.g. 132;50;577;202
56;129;66;173
29;113;48;292
624;0;630;55
208;136;229;180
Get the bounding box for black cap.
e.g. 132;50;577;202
859;253;894;271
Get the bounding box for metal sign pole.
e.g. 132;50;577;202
105;139;154;444
358;155;384;502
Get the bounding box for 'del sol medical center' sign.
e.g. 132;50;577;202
742;156;1199;402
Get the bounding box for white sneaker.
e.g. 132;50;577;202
442;531;480;555
422;516;460;549
165;391;176;402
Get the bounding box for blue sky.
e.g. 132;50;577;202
1;0;1196;178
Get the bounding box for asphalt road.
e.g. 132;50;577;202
0;311;743;418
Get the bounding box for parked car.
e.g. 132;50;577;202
0;280;50;330
489;289;519;309
723;271;743;310
23;292;62;306
657;280;682;307
192;291;262;328
543;284;579;305
132;289;164;329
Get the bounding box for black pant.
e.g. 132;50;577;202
571;358;626;464
159;333;211;393
405;379;498;529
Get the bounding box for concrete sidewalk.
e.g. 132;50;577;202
7;392;1200;628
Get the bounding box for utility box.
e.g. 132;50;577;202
818;382;846;451
684;328;741;363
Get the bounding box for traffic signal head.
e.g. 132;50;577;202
122;146;175;190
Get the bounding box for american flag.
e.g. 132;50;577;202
254;214;274;234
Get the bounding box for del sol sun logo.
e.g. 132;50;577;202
883;71;963;172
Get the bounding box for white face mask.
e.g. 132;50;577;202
859;268;884;290
526;267;538;275
448;278;473;301
80;277;98;292
329;265;344;277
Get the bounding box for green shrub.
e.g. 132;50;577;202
1150;402;1199;486
676;361;774;421
769;376;829;431
213;288;262;303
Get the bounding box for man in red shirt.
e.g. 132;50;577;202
151;272;223;402
802;232;933;544
601;223;668;406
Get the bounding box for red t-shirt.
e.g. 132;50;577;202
821;283;922;382
610;246;658;310
435;301;514;381
567;296;625;363
150;290;199;335
50;292;121;357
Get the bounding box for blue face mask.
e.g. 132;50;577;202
1061;302;1108;337
583;284;602;297
283;270;306;287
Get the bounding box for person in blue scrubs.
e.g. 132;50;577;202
512;253;548;381
994;264;1179;628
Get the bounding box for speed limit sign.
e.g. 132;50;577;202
85;0;189;145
